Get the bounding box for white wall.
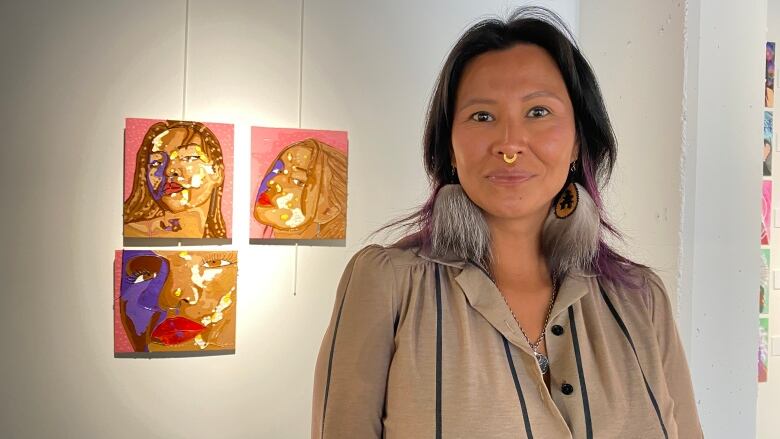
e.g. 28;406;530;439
757;2;780;437
681;0;767;438
0;1;579;438
579;0;685;321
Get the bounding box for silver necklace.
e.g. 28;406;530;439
496;275;559;375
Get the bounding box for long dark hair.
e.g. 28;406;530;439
376;6;648;290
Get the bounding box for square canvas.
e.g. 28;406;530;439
759;317;769;383
764;111;773;176
761;248;770;315
767;42;775;108
123;118;234;240
762;180;772;246
114;249;238;353
250;127;348;240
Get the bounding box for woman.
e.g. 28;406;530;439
312;7;702;439
253;138;347;239
124;120;227;239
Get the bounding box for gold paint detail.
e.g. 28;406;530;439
174;288;182;297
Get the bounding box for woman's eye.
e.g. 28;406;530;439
182;156;200;162
470;112;494;122
131;271;156;284
204;259;234;268
149;160;162;167
528;107;550;118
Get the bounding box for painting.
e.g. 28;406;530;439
250;127;348;241
766;42;775;108
765;111;773;176
762;180;772;246
114;249;237;353
759;317;769;383
761;248;770;315
123;118;234;240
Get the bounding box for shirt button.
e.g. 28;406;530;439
551;325;564;336
561;383;574;395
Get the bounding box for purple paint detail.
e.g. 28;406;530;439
256;159;284;202
146;152;169;201
119;250;169;338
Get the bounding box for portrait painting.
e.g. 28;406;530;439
250;127;348;241
123;118;234;240
764;111;773;176
114;249;238;353
762;180;772;246
761;248;770;315
759;317;769;383
766;42;775;108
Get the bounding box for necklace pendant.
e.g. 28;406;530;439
535;352;549;374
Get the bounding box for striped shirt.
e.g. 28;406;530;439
312;244;703;438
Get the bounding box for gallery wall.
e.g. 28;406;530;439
758;1;780;437
0;1;581;437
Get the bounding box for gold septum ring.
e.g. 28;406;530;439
503;153;517;164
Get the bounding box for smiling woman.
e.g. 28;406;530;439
312;6;703;439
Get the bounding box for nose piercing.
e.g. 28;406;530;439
503;153;517;164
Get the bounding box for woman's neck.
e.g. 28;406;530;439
486;212;551;293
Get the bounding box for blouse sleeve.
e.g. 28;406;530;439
644;270;704;438
311;244;399;439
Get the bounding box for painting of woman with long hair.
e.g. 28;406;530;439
250;127;348;240
123;119;234;239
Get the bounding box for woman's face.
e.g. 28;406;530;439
254;140;320;230
123;251;237;352
450;43;578;224
146;127;224;213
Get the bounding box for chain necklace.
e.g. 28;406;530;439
497;276;560;375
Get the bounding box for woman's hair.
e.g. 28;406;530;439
123;120;227;238
377;6;648;290
313;141;348;238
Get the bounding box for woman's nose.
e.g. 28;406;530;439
491;120;528;158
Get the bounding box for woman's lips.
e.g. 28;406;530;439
152;316;205;345
486;173;535;185
164;182;184;195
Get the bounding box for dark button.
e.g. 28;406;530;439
561;383;574;395
551;325;564;336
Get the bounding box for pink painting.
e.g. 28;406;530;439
123;118;234;240
762;180;772;246
250;127;348;240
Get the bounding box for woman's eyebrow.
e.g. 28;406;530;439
456;97;497;112
522;90;564;103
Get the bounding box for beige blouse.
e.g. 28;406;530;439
311;244;703;438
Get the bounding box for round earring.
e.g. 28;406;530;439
555;161;579;219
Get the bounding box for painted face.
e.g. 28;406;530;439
146;127;224;213
450;43;578;223
253;139;320;230
119;250;237;352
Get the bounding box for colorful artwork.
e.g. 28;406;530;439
250;127;348;240
761;248;771;314
762;180;772;246
123;118;234;239
759;317;769;383
767;42;775;108
765;111;773;176
114;249;237;353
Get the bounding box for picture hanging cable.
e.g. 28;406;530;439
294;243;299;296
182;0;190;120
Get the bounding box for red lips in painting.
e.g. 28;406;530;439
152;316;206;345
163;181;184;195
